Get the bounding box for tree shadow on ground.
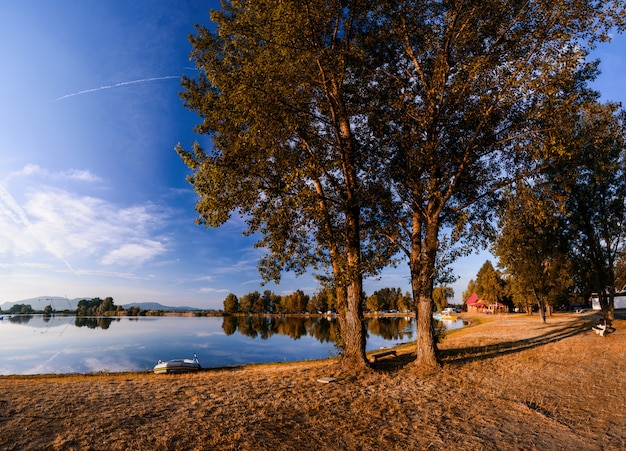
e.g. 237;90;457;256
372;314;604;372
438;316;596;367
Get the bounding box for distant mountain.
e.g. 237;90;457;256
121;302;201;312
0;297;200;312
0;296;80;312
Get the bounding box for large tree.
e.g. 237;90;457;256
432;286;454;312
474;261;504;306
223;293;240;314
178;0;625;371
366;0;625;369
495;89;626;323
177;0;392;369
494;182;572;322
551;101;626;321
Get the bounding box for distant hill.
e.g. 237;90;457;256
0;297;200;312
121;302;201;312
0;296;80;312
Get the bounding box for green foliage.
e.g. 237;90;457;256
462;280;477;303
223;287;411;315
223;293;239;314
616;256;626;291
494;181;573;316
8;303;34;314
474;261;505;305
365;294;382;313
432;287;454;312
553;102;626;318
495;100;626;319
262;291;281;313
307;288;336;313
76;297;117;316
369;0;623;268
126;306;145;317
365;287;411;312
279;290;310;314
177;1;393;286
239;291;260;314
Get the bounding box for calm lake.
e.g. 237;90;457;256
0;314;465;375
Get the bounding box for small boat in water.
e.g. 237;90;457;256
433;312;458;321
439;313;457;321
153;353;200;374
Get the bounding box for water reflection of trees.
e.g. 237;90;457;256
221;316;413;344
224;316;333;341
4;315;123;330
366;317;414;341
7;315;34;324
74;317;117;329
222;316;237;335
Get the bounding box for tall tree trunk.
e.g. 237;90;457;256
333;220;367;370
327;220;367;370
338;277;367;369
593;271;615;322
410;216;439;370
604;288;616;322
330;106;368;370
532;289;546;324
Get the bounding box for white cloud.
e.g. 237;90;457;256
0;183;169;269
199;287;230;294
101;241;166;266
7;164;102;184
13;164;40;177
73;268;142;279
63;169;101;183
0;262;54;270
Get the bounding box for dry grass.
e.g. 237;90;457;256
1;312;625;450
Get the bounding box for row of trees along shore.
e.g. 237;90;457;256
0;298;145;317
223;287;415;315
76;297;144;316
177;1;626;371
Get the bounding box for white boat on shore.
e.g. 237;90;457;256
433;312;458;321
434;307;460;321
153;353;200;374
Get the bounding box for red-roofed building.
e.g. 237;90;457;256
465;293;509;313
465;293;488;313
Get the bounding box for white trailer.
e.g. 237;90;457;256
590;292;626;310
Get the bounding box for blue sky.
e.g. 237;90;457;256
1;2;625;309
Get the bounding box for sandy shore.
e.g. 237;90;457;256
1;312;624;450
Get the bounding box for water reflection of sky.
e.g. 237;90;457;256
0;315;464;375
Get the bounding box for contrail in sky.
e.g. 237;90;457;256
0;184;78;275
0;184;29;226
53;75;180;102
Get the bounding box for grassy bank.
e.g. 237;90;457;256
1;312;624;450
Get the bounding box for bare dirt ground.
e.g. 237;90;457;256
1;312;625;451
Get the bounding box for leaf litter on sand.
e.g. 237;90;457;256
0;312;624;450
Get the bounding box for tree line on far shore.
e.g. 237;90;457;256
222;287;453;315
75;297;145;316
1;297;145;317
